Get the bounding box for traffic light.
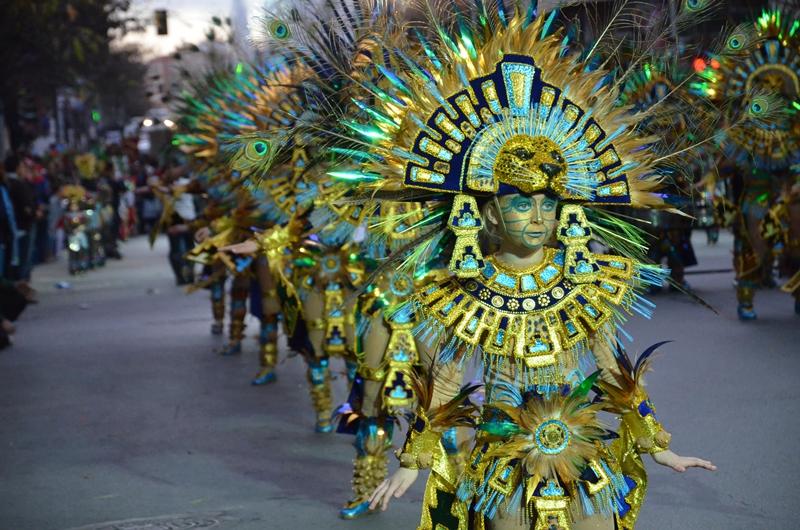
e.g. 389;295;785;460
155;10;168;35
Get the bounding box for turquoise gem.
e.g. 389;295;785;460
539;266;559;282
462;255;478;269
521;274;537;292
529;339;549;353
459;213;476;227
389;386;407;399
393;350;410;361
567;224;584;237
494;273;516;289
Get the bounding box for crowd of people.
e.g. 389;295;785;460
1;153;47;349
0;141;186;350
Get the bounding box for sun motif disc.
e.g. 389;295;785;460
535;419;570;455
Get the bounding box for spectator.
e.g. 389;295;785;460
0;277;31;350
4;154;37;281
163;166;196;285
0;163;35;351
28;157;53;264
0;164;19;278
136;156;161;234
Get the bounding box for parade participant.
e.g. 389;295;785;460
216;5;407;430
162;168;197;286
693;5;800;319
4;154;37;281
60;183;93;275
296;1;734;527
618;60;703;292
172;65;289;374
335;202;468;519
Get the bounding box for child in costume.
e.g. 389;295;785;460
293;2;731;527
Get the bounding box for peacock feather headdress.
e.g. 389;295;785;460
315;1;738;283
692;3;800;169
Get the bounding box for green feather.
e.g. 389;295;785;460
570;370;602;399
478;421;524;437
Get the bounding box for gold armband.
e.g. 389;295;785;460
397;414;445;470
620;391;671;454
307;318;325;331
358;364;386;382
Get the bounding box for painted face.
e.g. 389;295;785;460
494;193;558;250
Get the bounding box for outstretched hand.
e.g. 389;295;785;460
652;449;716;472
368;467;419;511
194;227;210;243
220;239;259;256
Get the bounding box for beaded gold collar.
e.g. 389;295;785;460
415;247;636;370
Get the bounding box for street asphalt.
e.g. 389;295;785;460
0;232;798;530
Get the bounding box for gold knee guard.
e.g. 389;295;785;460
260;342;278;367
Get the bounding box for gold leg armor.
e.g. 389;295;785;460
339;418;393;519
222;275;248;355
737;285;755;306
229;276;249;343
307;359;334;433
252;314;279;385
210;278;225;335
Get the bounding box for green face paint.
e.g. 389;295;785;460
496;193;558;250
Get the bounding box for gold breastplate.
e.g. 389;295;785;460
415;248;636;384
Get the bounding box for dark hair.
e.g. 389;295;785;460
3;154;20;173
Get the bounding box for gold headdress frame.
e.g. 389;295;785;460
345;14;673;279
399;49;655;279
